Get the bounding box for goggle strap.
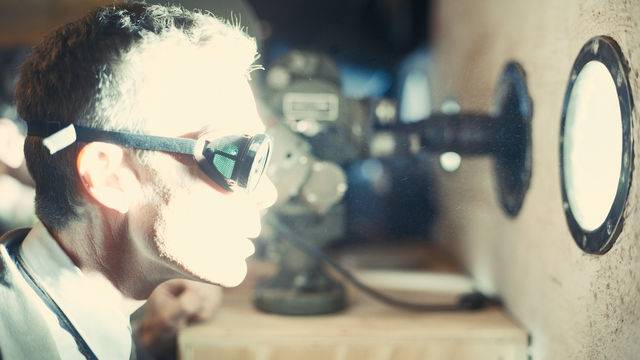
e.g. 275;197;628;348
31;122;196;155
74;126;196;155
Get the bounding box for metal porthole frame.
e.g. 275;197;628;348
559;36;634;254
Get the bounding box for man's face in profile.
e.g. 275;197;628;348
127;60;276;287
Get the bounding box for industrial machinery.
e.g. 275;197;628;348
254;50;532;315
255;50;362;315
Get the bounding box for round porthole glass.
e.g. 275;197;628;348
559;36;633;254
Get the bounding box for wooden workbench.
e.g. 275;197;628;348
178;247;528;360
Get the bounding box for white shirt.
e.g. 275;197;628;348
19;221;142;359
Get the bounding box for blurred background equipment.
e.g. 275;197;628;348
371;62;533;217
262;50;370;163
0;46;36;234
244;0;449;315
255;119;350;315
254;49;532;315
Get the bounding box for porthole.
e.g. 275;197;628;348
559;36;633;254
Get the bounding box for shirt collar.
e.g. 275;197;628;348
19;221;142;359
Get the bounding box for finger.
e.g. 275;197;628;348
161;278;188;296
196;288;223;319
178;287;204;316
184;281;223;303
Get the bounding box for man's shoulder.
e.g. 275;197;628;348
0;227;61;359
0;227;29;284
0;227;29;279
0;227;31;319
0;227;30;245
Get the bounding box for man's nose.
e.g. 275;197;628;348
251;176;277;209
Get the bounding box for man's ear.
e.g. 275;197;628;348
76;142;141;214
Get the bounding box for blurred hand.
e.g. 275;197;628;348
0;118;34;187
136;279;223;359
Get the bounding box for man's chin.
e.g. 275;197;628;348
184;261;248;288
217;274;247;288
212;264;248;288
159;242;250;287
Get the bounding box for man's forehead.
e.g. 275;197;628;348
142;76;265;137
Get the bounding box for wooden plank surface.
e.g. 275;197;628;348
178;255;527;360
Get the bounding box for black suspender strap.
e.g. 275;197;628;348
13;249;99;360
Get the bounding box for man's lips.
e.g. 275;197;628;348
239;237;256;257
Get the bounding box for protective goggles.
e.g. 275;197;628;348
28;122;272;192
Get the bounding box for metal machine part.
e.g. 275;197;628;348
264;123;314;205
254;206;347;315
265;123;349;213
255;51;369;315
300;161;348;214
370;62;533;217
257;123;349;315
255;50;359;315
264;49;371;164
492;63;533;217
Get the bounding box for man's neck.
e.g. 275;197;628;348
18;221;143;359
48;209;162;301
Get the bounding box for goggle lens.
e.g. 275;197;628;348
198;134;271;192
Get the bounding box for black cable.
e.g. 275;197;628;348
265;214;489;311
